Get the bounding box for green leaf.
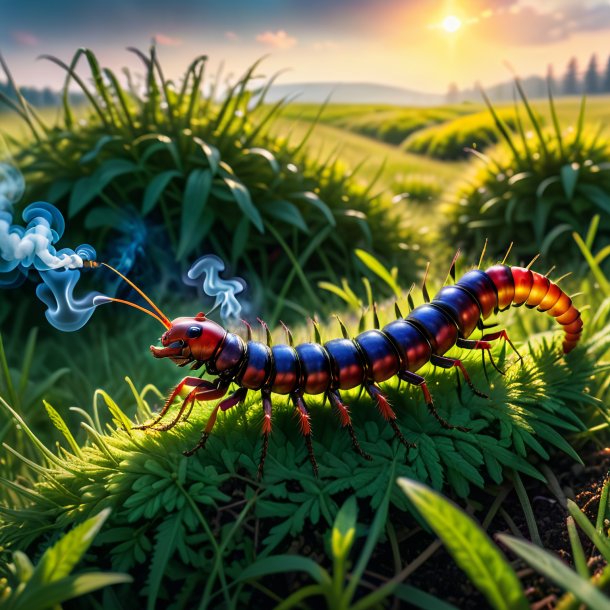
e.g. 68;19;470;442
260;200;309;233
142;170;182;215
69;159;138;216
80;134;122;164
12;572;132;610
223;177;264;233
331;495;357;561
176;169;212;260
498;534;610;610
147;514;182;610
355;249;401;297
394;584;459;610
560;163;579;200
43;400;81;456
23;508;112;592
237;555;331;585
398;478;528;610
292;191;336;227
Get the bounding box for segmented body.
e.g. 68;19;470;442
144;263;583;477
202;264;582;392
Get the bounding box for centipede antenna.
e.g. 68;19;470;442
525;253;540;270
477;239;488;269
334;315;350;339
394;301;403;319
444;249;461;285
99;297;170;328
241;319;253;342
407;283;415;312
554;271;572;285
372;302;380;330
544;265;556;278
257;318;273;347
99;262;171;327
570;292;584;301
500;242;513;266
422;262;431;303
310;317;322;344
280;320;294;346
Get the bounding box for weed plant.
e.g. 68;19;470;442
444;79;610;263
0;48;413;322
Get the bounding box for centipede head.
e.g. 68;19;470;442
150;312;227;366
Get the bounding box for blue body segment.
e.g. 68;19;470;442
407;304;458;355
355;329;400;382
382;319;431;371
295;342;332;394
271;344;300;394
324;338;365;389
210;332;244;373
455;270;498;318
432;285;481;337
237;341;272;389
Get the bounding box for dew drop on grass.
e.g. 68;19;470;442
571;162;580;170
286;163;298;173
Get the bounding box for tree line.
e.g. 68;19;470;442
447;53;610;103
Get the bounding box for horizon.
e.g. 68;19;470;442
2;1;610;95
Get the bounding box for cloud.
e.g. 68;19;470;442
12;31;39;46
153;33;182;46
256;30;297;49
225;31;239;41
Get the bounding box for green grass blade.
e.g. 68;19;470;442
596;478;610;534
398;478;528;610
573;232;610;296
567;516;589;579
498;534;610;610
512;471;542;546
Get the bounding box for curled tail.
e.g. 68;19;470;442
484;265;583;353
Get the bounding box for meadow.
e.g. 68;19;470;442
0;50;609;610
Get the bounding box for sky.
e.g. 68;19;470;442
2;0;610;94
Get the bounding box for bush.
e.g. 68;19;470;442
443;82;610;263
402;108;518;160
0;48;414;322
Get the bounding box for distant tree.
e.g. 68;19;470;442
584;54;599;94
563;57;579;95
446;82;459;104
603;55;610;93
546;64;557;95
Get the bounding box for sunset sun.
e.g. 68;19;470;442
442;15;462;33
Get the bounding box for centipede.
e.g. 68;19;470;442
86;252;583;479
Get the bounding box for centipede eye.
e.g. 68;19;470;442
187;326;202;339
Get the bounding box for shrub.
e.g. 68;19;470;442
402;108;518;160
0;48;413;322
443;81;610;263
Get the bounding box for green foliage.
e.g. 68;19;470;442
0;286;605;608
279;103;472;145
390;174;443;204
444;81;610;263
0;508;131;609
398;478;529;610
402;109;518;160
1;47;413;322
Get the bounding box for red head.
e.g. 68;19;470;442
150;312;227;366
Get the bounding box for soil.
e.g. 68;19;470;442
403;447;610;609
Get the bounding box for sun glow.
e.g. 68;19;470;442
442;15;462;33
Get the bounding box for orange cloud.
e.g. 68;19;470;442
154;33;182;46
225;31;239;41
256;30;297;49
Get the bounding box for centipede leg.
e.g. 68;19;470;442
327;390;372;460
480;329;523;362
456;338;505;376
258;390;273;480
430;354;489;399
157;382;228;433
365;383;416;451
398;370;470;432
292;393;319;477
133;376;217;430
